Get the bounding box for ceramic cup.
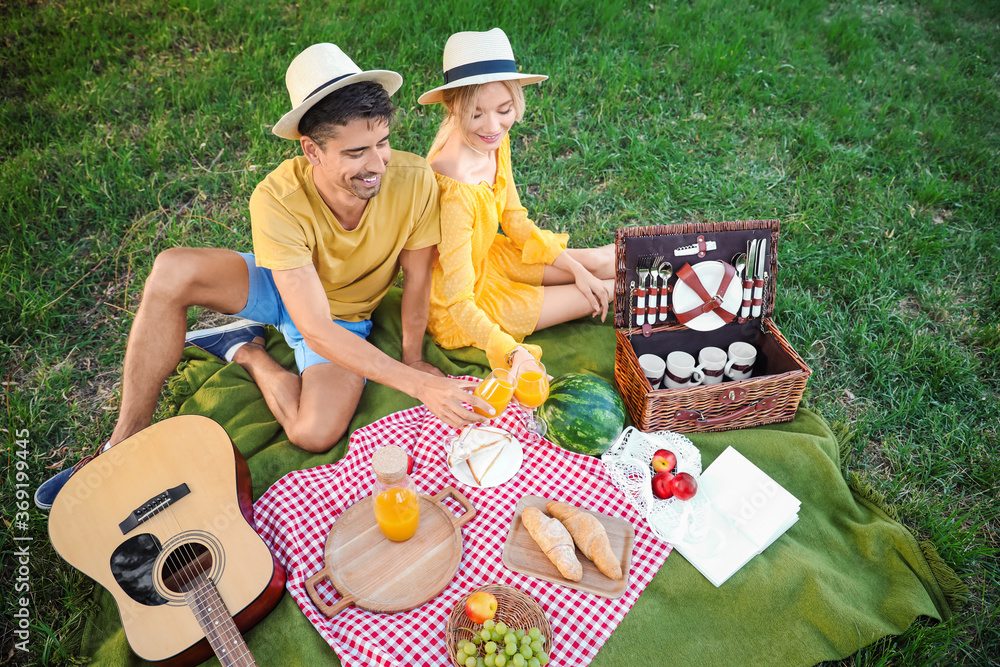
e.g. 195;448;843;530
724;341;757;381
664;351;705;389
696;346;727;386
638;354;666;389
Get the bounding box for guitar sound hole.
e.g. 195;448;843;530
161;543;213;594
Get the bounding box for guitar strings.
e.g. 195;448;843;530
144;482;204;595
145;477;257;665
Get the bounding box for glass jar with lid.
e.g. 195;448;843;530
371;445;420;542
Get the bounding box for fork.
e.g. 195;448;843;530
636;256;652;327
648;255;664;324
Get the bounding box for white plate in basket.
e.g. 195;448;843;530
672;260;743;331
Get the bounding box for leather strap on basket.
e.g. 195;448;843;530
675;396;778;425
674;262;739;326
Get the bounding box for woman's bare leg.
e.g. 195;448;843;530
534;279;616;331
541;244;615;285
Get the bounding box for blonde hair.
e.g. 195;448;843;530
427;80;526;158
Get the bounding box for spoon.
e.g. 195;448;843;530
732;252;746;279
732;253;749;320
656;260;673;321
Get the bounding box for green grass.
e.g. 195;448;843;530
2;0;998;664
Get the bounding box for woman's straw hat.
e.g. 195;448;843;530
272;43;403;140
418;28;547;105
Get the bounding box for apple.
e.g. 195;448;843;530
406;452;414;474
464;591;498;624
670;472;698;500
651;470;676;499
651;449;677;473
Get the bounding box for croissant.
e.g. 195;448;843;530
520;506;583;581
546;501;623;580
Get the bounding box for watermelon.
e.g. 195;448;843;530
538;373;626;456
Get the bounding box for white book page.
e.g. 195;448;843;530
697;447;801;550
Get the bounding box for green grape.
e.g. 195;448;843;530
528;628;542;641
528;658;541;667
529;640;543;654
484;641;497;654
468;642;482;657
514;629;525;641
504;642;517;656
480;629;492;642
483;619;496;631
512;655;526;667
492;630;504;643
504;633;516;645
519;644;532;659
465;656;477;667
537;651;549;665
495;622;508;635
520;635;532;646
477;659;486;667
472;635;484;645
494;654;507;667
484;653;496;667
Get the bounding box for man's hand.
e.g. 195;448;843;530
418;376;494;428
407;359;446;377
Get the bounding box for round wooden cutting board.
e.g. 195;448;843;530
305;486;475;617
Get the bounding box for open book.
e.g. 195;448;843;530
669;446;800;587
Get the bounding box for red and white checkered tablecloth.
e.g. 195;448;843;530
253;389;671;667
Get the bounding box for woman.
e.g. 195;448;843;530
418;28;615;372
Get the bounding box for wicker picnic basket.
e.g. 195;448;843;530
613;220;811;433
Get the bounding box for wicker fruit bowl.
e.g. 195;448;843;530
446;585;552;667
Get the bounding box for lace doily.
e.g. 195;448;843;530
601;427;707;543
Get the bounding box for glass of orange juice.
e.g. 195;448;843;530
473;369;515;418
513;359;550;437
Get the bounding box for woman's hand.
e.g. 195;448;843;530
573;267;613;321
507;345;536;377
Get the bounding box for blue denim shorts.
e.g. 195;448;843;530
233;252;373;374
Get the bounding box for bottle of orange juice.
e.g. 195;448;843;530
371;446;420;542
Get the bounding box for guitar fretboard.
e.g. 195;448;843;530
185;578;257;667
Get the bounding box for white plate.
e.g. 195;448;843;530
448;426;523;489
672;261;743;331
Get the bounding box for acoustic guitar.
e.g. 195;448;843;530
48;415;286;666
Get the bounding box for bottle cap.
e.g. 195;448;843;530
372;445;408;484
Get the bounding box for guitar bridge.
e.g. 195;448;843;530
119;483;191;535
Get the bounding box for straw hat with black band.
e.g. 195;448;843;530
272;43;403;141
418;28;547;106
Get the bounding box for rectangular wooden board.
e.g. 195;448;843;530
501;495;635;599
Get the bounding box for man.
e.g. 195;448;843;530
35;43;490;509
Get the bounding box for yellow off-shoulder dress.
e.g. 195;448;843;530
428;135;569;369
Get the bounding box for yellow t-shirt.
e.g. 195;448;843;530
249;151;441;321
